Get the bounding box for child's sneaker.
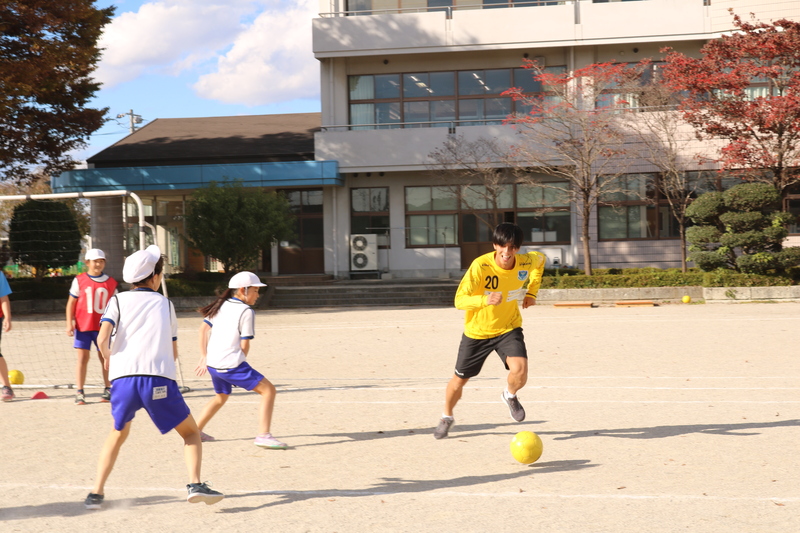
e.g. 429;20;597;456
199;431;215;442
75;391;86;405
1;386;14;402
186;482;224;505
84;492;104;510
101;387;111;402
254;433;287;449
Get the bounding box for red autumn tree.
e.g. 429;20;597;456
503;60;645;275
662;13;800;193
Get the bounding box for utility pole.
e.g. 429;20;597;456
116;109;143;134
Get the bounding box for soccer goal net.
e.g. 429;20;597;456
0;190;189;391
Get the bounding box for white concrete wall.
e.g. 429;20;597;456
709;0;800;32
314;0;717;58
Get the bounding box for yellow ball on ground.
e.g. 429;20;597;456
8;369;24;385
682;295;691;304
510;430;543;464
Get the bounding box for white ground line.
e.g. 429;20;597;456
3;483;797;503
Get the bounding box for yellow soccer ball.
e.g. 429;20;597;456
8;370;24;385
682;295;691;304
510;431;543;464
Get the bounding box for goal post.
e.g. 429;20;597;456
0;190;189;392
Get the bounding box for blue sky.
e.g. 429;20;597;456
80;0;320;162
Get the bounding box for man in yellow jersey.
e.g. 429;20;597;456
434;223;546;439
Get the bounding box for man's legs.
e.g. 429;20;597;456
434;374;469;439
502;356;528;422
506;356;528;395
444;374;469;417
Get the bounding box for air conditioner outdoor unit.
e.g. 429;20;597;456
523;246;563;268
350;234;378;271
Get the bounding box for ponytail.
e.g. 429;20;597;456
198;287;235;319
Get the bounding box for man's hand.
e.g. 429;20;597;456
486;292;502;306
522;296;536;309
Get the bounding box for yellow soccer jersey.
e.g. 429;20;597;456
455;250;546;339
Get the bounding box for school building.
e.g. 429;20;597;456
54;0;800;281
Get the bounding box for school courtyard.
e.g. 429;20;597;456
1;302;798;532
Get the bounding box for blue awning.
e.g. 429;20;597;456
53;160;342;193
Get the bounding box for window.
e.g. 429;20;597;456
516;181;571;243
405;180;572;247
346;0;371;15
348;66;566;129
284;189;324;248
428;0;452;13
597;62;669;111
406;187;458;246
351;187;390;246
597;173;690;240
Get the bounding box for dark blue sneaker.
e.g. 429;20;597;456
84;492;104;510
187;482;224;505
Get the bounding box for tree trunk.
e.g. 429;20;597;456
679;224;687;273
581;213;592;276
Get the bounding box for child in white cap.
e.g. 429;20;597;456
66;248;118;405
84;245;223;510
194;271;287;449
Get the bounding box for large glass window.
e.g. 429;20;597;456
405;181;571;247
597;173;687;240
516;181;571;243
405;186;458;246
351;187;390;246
348;66;566;129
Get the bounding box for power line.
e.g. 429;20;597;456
116;109;143;134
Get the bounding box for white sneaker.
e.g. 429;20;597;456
254;433;287;449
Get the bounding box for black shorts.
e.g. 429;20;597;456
454;327;527;379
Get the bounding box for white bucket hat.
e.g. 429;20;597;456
123;245;162;283
228;271;267;289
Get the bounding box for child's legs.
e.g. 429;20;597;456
75;349;90;390
252;378;276;435
97;352;111;388
92;421;131;495
195;393;229;432
173;414;202;484
0;356;10;388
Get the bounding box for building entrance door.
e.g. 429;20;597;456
277;189;325;274
459;211;514;269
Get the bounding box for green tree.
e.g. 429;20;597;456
184;179;295;273
9;199;82;280
0;1;114;182
686;182;800;273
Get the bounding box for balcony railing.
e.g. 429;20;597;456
320;1;572;18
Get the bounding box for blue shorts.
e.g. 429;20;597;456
74;330;99;351
110;376;191;434
207;362;264;395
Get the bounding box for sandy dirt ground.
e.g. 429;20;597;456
1;302;799;532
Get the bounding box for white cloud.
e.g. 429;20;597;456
95;0;320;107
192;0;320;106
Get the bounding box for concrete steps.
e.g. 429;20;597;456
266;279;459;309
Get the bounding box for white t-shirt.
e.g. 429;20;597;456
100;288;178;381
204;298;256;370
